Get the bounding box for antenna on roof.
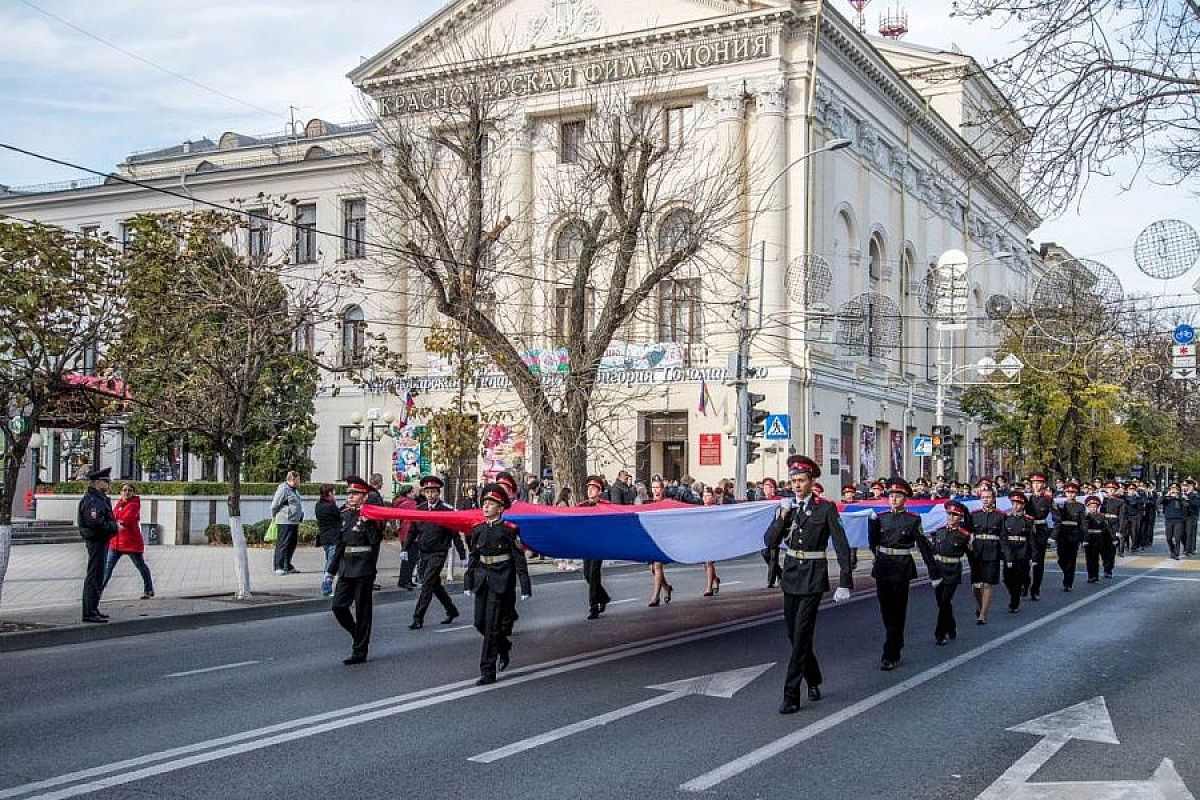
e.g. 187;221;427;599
847;0;871;33
879;4;909;39
289;105;299;139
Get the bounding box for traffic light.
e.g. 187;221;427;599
746;392;768;438
746;438;761;464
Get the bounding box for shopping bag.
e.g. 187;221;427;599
264;520;279;543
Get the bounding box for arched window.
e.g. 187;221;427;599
554;220;587;262
304;146;329;161
305;119;327;138
868;234;884;286
341;305;365;367
658;208;698;253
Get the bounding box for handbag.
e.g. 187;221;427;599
264;519;279;543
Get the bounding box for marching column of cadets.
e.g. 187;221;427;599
316;461;1186;695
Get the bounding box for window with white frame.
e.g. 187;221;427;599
664;105;695;150
342;198;366;259
554;220;587;263
559;120;585;164
295;204;317;264
657;208;698;254
657;278;701;346
248;209;269;261
552;286;596;342
340;305;365;367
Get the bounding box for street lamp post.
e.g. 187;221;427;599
733;136;852;499
934;354;1023;477
349;408;396;478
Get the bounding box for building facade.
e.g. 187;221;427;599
1;0;1043;493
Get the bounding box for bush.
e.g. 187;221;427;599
227;519;319;547
205;523;231;545
48;481;326;497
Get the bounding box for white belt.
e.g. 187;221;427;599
1059;521;1079;526
344;546;373;554
785;550;826;560
935;554;962;564
1104;513;1118;518
878;546;912;556
974;534;1000;540
1006;536;1026;542
478;553;511;565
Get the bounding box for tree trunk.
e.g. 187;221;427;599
225;439;252;599
543;391;591;501
0;430;34;612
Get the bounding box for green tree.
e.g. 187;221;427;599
0;221;127;608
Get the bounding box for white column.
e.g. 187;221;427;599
747;75;789;364
705;80;747;362
498;113;535;341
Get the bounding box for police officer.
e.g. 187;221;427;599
930;500;972;645
759;477;783;588
78;467;118;623
969;486;1005;625
326;476;383;665
1025;472;1055;601
407;475;466;630
763;456;853;713
1056;482;1087;591
1083;494;1113;583
1183;478;1200;557
464;483;531;685
868;478;935;671
579;475;612;620
1101;483;1124;577
1001;491;1036;613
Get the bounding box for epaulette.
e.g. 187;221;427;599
905;510;920;518
503;520;519;530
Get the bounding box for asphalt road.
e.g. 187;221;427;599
1;549;1197;800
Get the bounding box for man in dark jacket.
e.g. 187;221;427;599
408;475;466;629
868;478;936;670
763;456;853;713
1055;483;1087;591
78;467;118;623
606;470;637;505
326;476;383;664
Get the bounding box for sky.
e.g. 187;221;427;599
0;0;1196;304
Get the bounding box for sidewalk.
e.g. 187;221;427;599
0;542;590;650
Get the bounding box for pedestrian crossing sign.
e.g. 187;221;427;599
764;414;790;440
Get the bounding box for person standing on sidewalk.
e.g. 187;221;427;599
103;483;154;600
315;484;342;597
408;476;465;629
763;457;852;714
326;476;383;665
867;478;935;671
78;467;118;623
271;471;304;575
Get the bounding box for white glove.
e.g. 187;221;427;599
463;590;473;598
833;587;850;603
778;496;794;512
930;578;943;588
520;594;530;602
399;551;409;562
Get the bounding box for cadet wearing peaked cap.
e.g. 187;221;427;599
1000;491;1036;614
465;483;530;684
868;477;935;670
327;476;383;664
407;474;465;631
929;500;972;645
1056;483;1087;591
579;475;612;620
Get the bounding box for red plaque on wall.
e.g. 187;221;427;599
699;433;722;466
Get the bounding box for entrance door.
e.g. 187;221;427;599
663;441;686;483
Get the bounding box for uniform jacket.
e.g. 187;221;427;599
77;487;118;543
1101;495;1126;529
314;498;342;547
110;495;144;553
1160;494;1189;522
464;518;532;598
1186;491;1200;519
1025;492;1055;546
868;508;935;582
1001;514;1036;562
327;507;383;579
1142;491;1159;520
1056;501;1087;546
763;495;854;595
407;499;466;558
930;524;972;585
969;507;1006;563
1084;511;1114;545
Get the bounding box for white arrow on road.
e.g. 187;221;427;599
468;663;774;764
976;697;1194;800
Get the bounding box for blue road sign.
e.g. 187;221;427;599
1174;324;1195;345
913;435;933;457
764;414;790;440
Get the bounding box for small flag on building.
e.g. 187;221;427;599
402;390;416;421
698;378;714;416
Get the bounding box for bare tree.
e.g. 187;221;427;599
951;0;1200;213
365;45;744;494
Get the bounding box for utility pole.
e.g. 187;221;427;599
733;267;752;500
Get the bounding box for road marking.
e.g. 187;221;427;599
608;598;639;605
433;625;474;633
163;661;260;678
679;572;1150;793
468;663;774;764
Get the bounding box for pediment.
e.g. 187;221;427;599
350;0;784;86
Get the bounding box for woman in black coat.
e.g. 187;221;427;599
315;484;342;596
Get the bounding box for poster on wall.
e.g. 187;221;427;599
391;425;429;486
699;433;722;466
481;423;527;481
859;426;877;482
814;434;824;466
839;419;854;488
890;430;904;477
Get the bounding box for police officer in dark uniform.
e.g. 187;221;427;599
930;500;972;645
1083;494;1113;583
969;486;1005;625
78;467;118;623
868;478;935;671
763;457;853;713
1025;472;1055;601
1101;483;1124;577
1056;482;1087;591
579;475;612;620
464;483;531;685
1001;491;1036;613
407;475;466;630
326;476;383;664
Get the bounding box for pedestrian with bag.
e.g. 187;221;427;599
271;471;304;575
102;482;154;600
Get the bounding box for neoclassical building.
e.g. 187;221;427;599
1;0;1042;491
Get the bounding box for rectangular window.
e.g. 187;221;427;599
559;120;585;164
248;209;269;261
80;225;100;239
120;222;134;252
81;343;98;377
340;426;361;480
342;198;366;259
664;105;695;150
293;317;316;354
552;286;595;342
657;278;701;345
295;204;317;264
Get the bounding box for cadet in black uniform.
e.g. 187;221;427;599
1083;494;1113;583
1139;481;1158;551
867;478;935;671
464;483;532;685
1182;478;1199;556
326;476;383;664
1101;484;1124;577
407;475;466;630
1055;482;1087;591
1160;483;1188;560
763;457;853;713
1114;482;1136;555
969;486;1005;625
1025;472;1055;601
1001;491;1036;613
759;477;783;588
579;475;612;620
930;500;972;645
78;467;118;623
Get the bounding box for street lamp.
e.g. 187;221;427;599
733;136;853;498
935;354;1023;477
349;408;396;477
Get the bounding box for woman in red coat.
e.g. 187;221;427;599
103;483;155;599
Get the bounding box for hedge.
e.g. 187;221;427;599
204;520;320;547
47;481;327;497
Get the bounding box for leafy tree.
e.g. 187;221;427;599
0;221;127;608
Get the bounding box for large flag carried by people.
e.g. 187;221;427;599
360;495;1013;565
